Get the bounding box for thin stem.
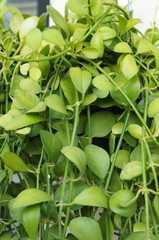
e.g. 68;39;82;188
36;147;44;189
87;106;92;144
105;107;130;193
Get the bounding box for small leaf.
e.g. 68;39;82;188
23;204;40;240
84;144;110;179
2;152;30;172
111;150;130;169
20;78;41;94
120;54;138;80
73;186;108;208
16;127;31;135
99;26;116;40
90;0;103;16
69;217;103;240
120;18;141;36
82;47;99;59
26;28;42;51
127;124;142;139
60;77;76;105
109;190;137;217
12;188;53;208
137;39;151;54
92;74;114;91
4;114;45;131
42;28;65;46
26;102;46;113
91;32;104;58
10;13;24;34
67;0;88;17
61;146;87;176
120;161;142;180
133;222;146;232
88;111;116;137
47;5;69;35
44;94;67;115
40;130;62;162
112;122;124;134
153;113;159;137
153;195;159;218
82;93;97;106
148;97;159;118
19;16;39;39
114;42;132;53
29;67;42;81
14;89;40;110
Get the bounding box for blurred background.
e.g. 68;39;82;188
5;0;159;33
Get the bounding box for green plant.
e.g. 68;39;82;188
1;0;159;239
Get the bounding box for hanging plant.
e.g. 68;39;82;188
0;0;159;239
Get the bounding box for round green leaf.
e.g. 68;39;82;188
69;217;103;240
82;94;97;107
9;199;25;224
91;32;104;58
42;28;65;46
82;47;99;59
10;13;24;34
19;16;38;39
99;26;116;40
14;89;40;110
61;146;87;176
73;186;108;208
26;28;42;51
133;222;146;232
2;152;30;172
20;78;41;94
29;67;42;81
120;161;142;180
84;144;110;179
148;97;159;118
45;94;67;115
92;74;114;91
109;190;137;217
111;150;130;169
112;122;124;134
114;42;132;53
67;0;88;17
88;111;116;137
12;188;53;208
120;54;138;80
127;124;143;139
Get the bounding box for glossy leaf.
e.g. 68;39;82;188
111;74;140;106
82;47;99;59
109;190;137;217
44;94;67;115
133;222;146;232
19;16;38;39
69;217;103;240
61;146;87;176
26;102;46;113
127;124;142;139
88;111;116;137
2;152;30;172
29;66;42;81
20;78;41;94
111;150;130;169
40;130;62;162
82;93;97;106
114;42;132;53
120;55;138;80
42;28;65;46
16;127;31;135
10;13;24;34
84;144;110;179
137;39;151;54
67;0;88;17
26;28;42;51
120;18;141;36
14;89;40;110
60;77;76;105
112;122;124;134
120;161;142;180
12;188;53;208
148;97;159;118
23;204;40;240
4;114;45;131
72;186;108;208
91;32;104;58
92;74;114;91
69;67;92;94
99;26;116;40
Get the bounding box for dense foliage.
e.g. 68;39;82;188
1;0;159;239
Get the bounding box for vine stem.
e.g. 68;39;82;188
76;55;159;147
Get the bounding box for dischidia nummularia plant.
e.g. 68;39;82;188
0;0;159;239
